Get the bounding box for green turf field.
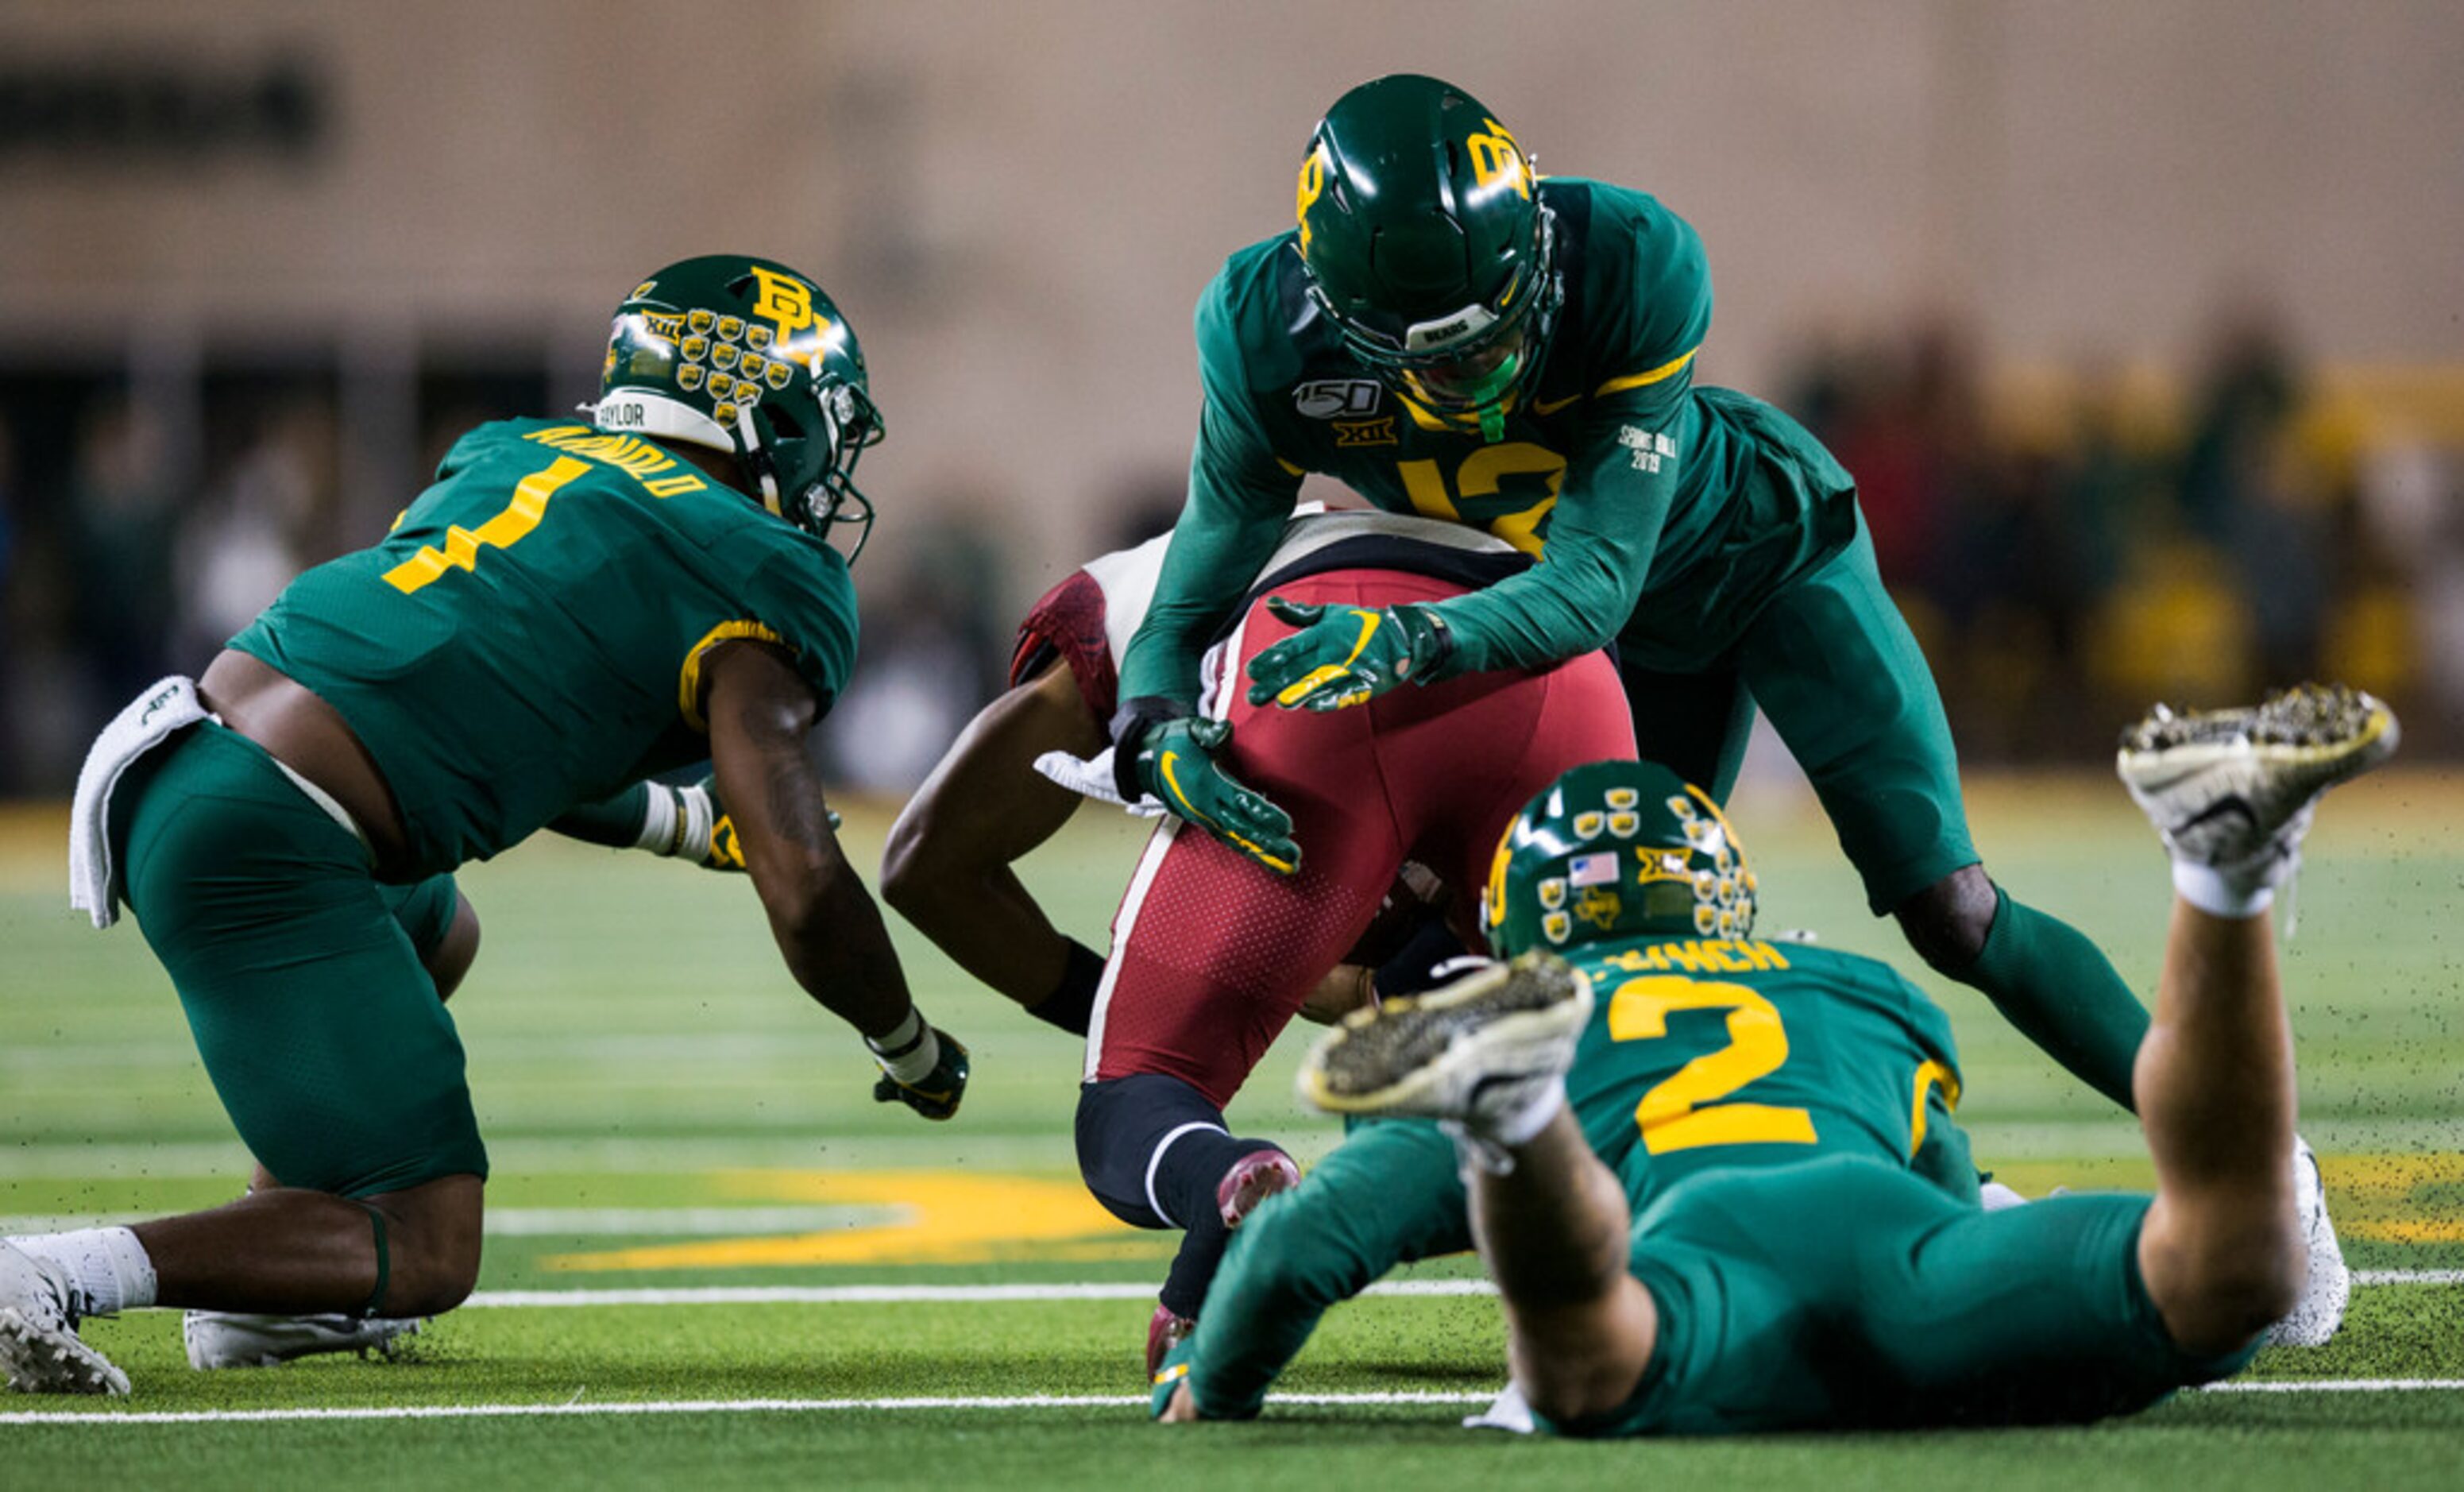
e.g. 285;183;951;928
4;770;2462;1488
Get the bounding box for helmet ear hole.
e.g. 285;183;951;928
765;404;805;441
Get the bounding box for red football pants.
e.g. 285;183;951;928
1086;568;1636;1106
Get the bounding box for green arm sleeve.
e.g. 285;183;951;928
1420;194;1713;676
1185;1120;1471;1419
1114;290;1303;709
547;782;652;848
1427;368;1694;674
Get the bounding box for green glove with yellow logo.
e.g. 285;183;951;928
1244;598;1456;713
1110;699;1301;875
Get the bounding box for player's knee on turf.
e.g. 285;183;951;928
368;1175;485;1316
2143;1199;2306;1357
1508;1287;1658;1429
1894;864;1997;972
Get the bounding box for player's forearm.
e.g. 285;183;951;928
1115;470;1293;705
547;783;653;848
1188;1123;1472;1417
1431;543;1638;673
767;857;916;1039
1430;435;1676;674
890;865;1068;1008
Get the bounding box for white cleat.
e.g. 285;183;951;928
2117;683;2398;878
1297;952;1592;1129
183;1310;425;1370
2265;1137;2350;1348
0;1241;128;1396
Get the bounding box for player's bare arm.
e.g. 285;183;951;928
882;658;1099;1009
704;636;903;1034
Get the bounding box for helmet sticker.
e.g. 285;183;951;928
1538;878;1566;911
1568;852;1619;887
1543;910;1571;945
1605;788;1639;810
688;309;715;335
1574;887;1622;930
1608;812;1639;838
716;316;744;344
1572;811;1604;840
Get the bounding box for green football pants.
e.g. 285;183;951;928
115;722;485;1197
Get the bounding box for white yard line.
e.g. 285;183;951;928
460;1280;1502;1307
2199;1379;2464;1393
458;1274;2462;1308
0;1390;1483;1425
7;1381;2461;1427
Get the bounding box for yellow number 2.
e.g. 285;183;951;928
384;457;591;595
1606;976;1818;1155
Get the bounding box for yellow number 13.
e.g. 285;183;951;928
1607;976;1818;1154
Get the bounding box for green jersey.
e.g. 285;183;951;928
1172;932;1976;1420
1118;178;1860;705
230;418;859;875
1562;934;1975;1206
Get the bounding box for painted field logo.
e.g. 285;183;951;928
1294;379;1381;419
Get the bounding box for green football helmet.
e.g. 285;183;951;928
1294;74;1561;443
594;255;884;559
1483;760;1759;957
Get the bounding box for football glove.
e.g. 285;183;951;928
1244;597;1455;712
871;1028;971;1121
1112;699;1300;875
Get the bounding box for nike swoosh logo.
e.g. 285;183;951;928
1531;393;1581;416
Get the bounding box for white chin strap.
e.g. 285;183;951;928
589;389;780;512
734;403;783;512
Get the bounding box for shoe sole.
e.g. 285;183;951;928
2118;685;2399;793
1215;1151;1301;1230
1299;954;1589;1118
0;1307;129;1395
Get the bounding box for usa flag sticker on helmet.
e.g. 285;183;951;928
1569;851;1620;887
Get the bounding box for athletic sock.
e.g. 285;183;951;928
1956;887;2150;1112
1148;1132;1284;1319
865;1007;942;1084
10;1227;158;1317
2170;855;2288;919
1025;939;1104;1036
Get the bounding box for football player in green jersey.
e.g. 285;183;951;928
2;257;966;1396
1156;685;2391;1431
1111;73;2154;1119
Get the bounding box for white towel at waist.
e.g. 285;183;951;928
68;675;210;929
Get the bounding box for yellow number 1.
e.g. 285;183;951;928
384;457;590;595
1606;976;1818;1154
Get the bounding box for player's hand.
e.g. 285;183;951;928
1244;597;1455;712
872;1028;971;1121
1298;964;1377;1026
1109;698;1300;874
1120;712;1300;875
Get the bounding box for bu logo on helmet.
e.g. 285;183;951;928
748;265;825;346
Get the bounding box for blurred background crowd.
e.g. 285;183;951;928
2;1;2457;795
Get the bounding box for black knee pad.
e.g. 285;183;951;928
1075;1074;1228;1230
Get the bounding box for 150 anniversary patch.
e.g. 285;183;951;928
1294;380;1381;419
